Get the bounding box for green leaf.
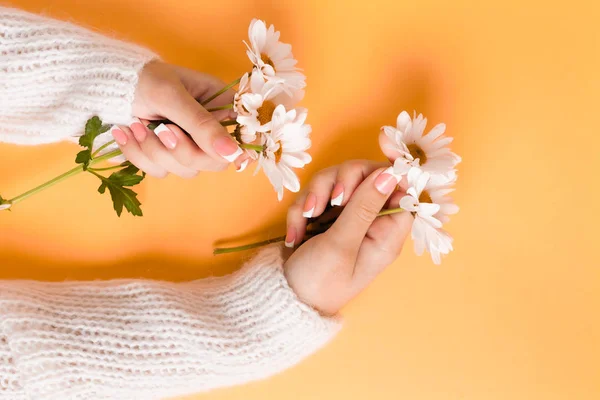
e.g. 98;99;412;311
75;149;92;170
108;163;145;187
92;163;146;217
76;116;110;168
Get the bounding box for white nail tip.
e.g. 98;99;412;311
223;147;244;162
330;192;344;207
0;203;12;211
236;159;249;172
284;239;294;248
130;117;142;125
154;123;170;135
302;207;315;218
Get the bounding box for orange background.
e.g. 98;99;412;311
1;0;599;399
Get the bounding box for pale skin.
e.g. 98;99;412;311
114;61;413;316
112;61;250;178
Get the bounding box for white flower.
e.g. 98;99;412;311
245;19;306;93
236;72;303;141
400;167;459;264
383;111;461;177
257;105;311;200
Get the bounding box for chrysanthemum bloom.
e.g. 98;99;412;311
236;72;303;141
400;167;459;264
257;105;311;200
382;111;461;177
245;19;306;93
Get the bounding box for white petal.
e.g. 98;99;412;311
422;123;446;143
396;111;411;132
418;203;441;216
400;195;419;211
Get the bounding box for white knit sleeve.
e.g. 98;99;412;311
0;6;158;145
0;245;341;400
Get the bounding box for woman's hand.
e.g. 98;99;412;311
284;160;413;315
110;61;246;178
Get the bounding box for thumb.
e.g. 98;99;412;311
327;167;401;249
160;86;242;164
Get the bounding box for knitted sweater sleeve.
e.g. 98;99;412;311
0;6;158;145
0;246;341;400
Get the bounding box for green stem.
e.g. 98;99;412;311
221;120;239;127
206;104;233;112
214;235;287;255
201;77;242;106
88;165;123;172
241;143;264;152
7;149;122;206
377;207;405;216
213;208;406;255
91;139;116;158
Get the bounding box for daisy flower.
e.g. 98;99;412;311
257;104;311;200
236;72;303;141
400;167;459;264
245;19;306;92
382;111;461;176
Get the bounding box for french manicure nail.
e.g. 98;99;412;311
302;206;315;218
284;227;296;248
375;167;400;194
130;117;147;142
236;159;249;172
331;192;344;206
110;125;127;146
303;192;316;218
330;183;344;206
154;124;177;149
214;137;243;162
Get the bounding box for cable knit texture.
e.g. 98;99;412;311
0;6;158;145
0;246;341;399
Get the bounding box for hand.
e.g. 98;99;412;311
110;61;246;178
284;160;413;315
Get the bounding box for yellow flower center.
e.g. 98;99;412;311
407;143;427;164
261;53;275;70
274;141;283;163
257;100;276;125
419;190;433;204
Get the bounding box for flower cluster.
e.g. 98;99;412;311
381;111;461;264
234;19;311;201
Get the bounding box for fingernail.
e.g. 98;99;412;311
303;192;316;218
130;117;147;142
284;227;296;248
110;125;127;146
154;124;177;149
236;159;249;172
214;137;243;162
330;183;344;206
375;167;400;194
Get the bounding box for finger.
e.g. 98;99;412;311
233;151;252;173
132;122;199;179
353;211;413;287
171;66;236;122
157;83;241;166
285;167;338;248
326;167;401;250
109;125;167;178
171;65;235;107
331;160;388;207
153;121;229;172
